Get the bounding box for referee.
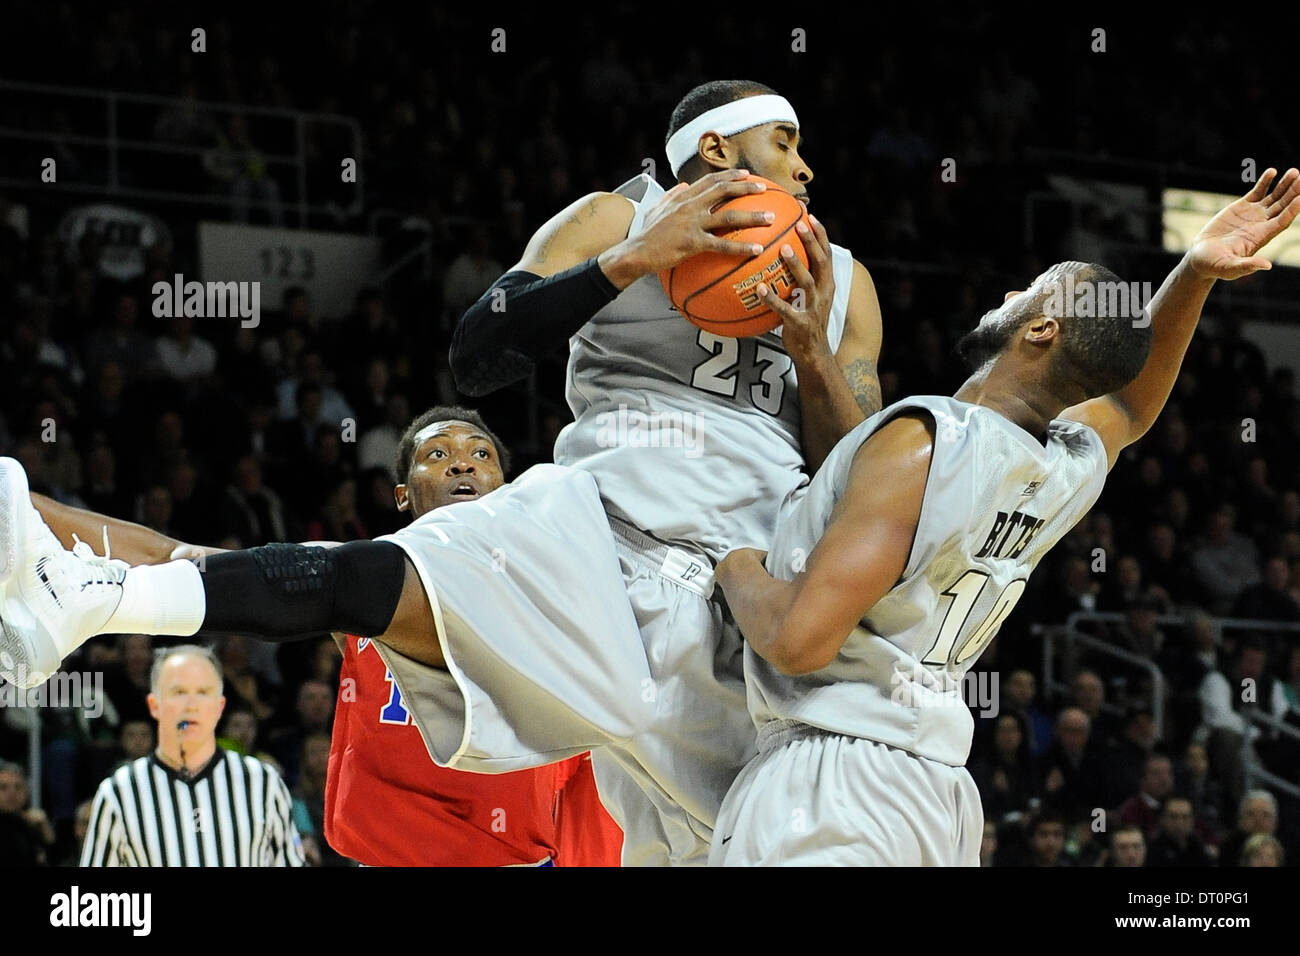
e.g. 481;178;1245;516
81;644;305;867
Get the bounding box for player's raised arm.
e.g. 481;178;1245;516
716;413;933;675
449;169;774;396
1062;168;1300;469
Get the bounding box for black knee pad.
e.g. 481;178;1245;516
250;543;334;596
201;541;407;640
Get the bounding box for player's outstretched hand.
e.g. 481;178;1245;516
629;168;773;274
1188;167;1300;280
759;206;836;363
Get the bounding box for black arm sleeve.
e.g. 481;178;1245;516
449;257;622;397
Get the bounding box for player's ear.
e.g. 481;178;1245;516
696;131;735;172
394;484;409;512
1027;316;1060;343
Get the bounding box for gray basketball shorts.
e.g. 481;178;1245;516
370;463;756;866
709;720;984;866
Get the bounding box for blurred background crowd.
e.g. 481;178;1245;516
0;4;1296;866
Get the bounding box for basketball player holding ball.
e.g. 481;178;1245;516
0;80;884;866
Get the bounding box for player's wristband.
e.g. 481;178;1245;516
449;258;621;397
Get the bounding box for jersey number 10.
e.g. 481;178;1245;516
920;570;1026;667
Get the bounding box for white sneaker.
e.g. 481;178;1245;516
0;458;126;690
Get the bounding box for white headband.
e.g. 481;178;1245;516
411;420;478;446
665;94;799;177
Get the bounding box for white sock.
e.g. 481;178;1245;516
100;561;207;639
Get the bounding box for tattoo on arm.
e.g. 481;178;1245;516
843;357;882;417
538;197;602;267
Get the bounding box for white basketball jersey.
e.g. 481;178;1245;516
747;395;1110;766
552;174;856;561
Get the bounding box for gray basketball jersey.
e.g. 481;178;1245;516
552;174;856;561
748;395;1109;766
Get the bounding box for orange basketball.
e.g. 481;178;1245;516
659;176;810;338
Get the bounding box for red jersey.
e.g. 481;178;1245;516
553;752;625;867
326;635;561;866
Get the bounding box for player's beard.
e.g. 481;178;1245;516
956;307;1024;372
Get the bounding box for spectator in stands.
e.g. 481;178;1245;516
1105;824;1146;867
1176;741;1225;846
1106;707;1160;808
306;477;368;543
78;362;135;458
1114;593;1168;666
866;105;936;169
205;113;284;226
1146;795;1213;866
16;411;83;499
58;800;94;867
83;292;153;383
1070;669;1118;748
276;349;354;425
358;394;410;483
1026;812;1070;867
0;761;55;865
1054;556;1102;615
350;357;393;433
136;484;174;538
1099;554;1162;613
116;719;154;766
1284;645;1300;714
291;731;341;867
102;633;154;725
166;459;220;545
79;442;131;518
970;712;1040;822
1240;833;1284;867
340;288;402;366
220;454;290;545
1218;790;1279;868
1042;707;1109;818
1238;457;1279;539
1191;504;1261;615
1198;639;1290;804
154;314;218;383
217;635;277;724
1140;522;1189;602
1116;753;1175;836
1232;554;1300;624
271;384;324;474
216;708;259;756
268;680;334;786
1003;669;1054;757
441;225;503;332
1266;489;1300;559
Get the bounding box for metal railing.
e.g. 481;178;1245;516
1042;611;1168;737
28;716;41;809
1242;710;1300;800
1043;611;1300;799
0;79;364;227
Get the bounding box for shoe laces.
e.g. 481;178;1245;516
69;526;129;586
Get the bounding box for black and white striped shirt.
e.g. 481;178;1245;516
81;748;305;867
